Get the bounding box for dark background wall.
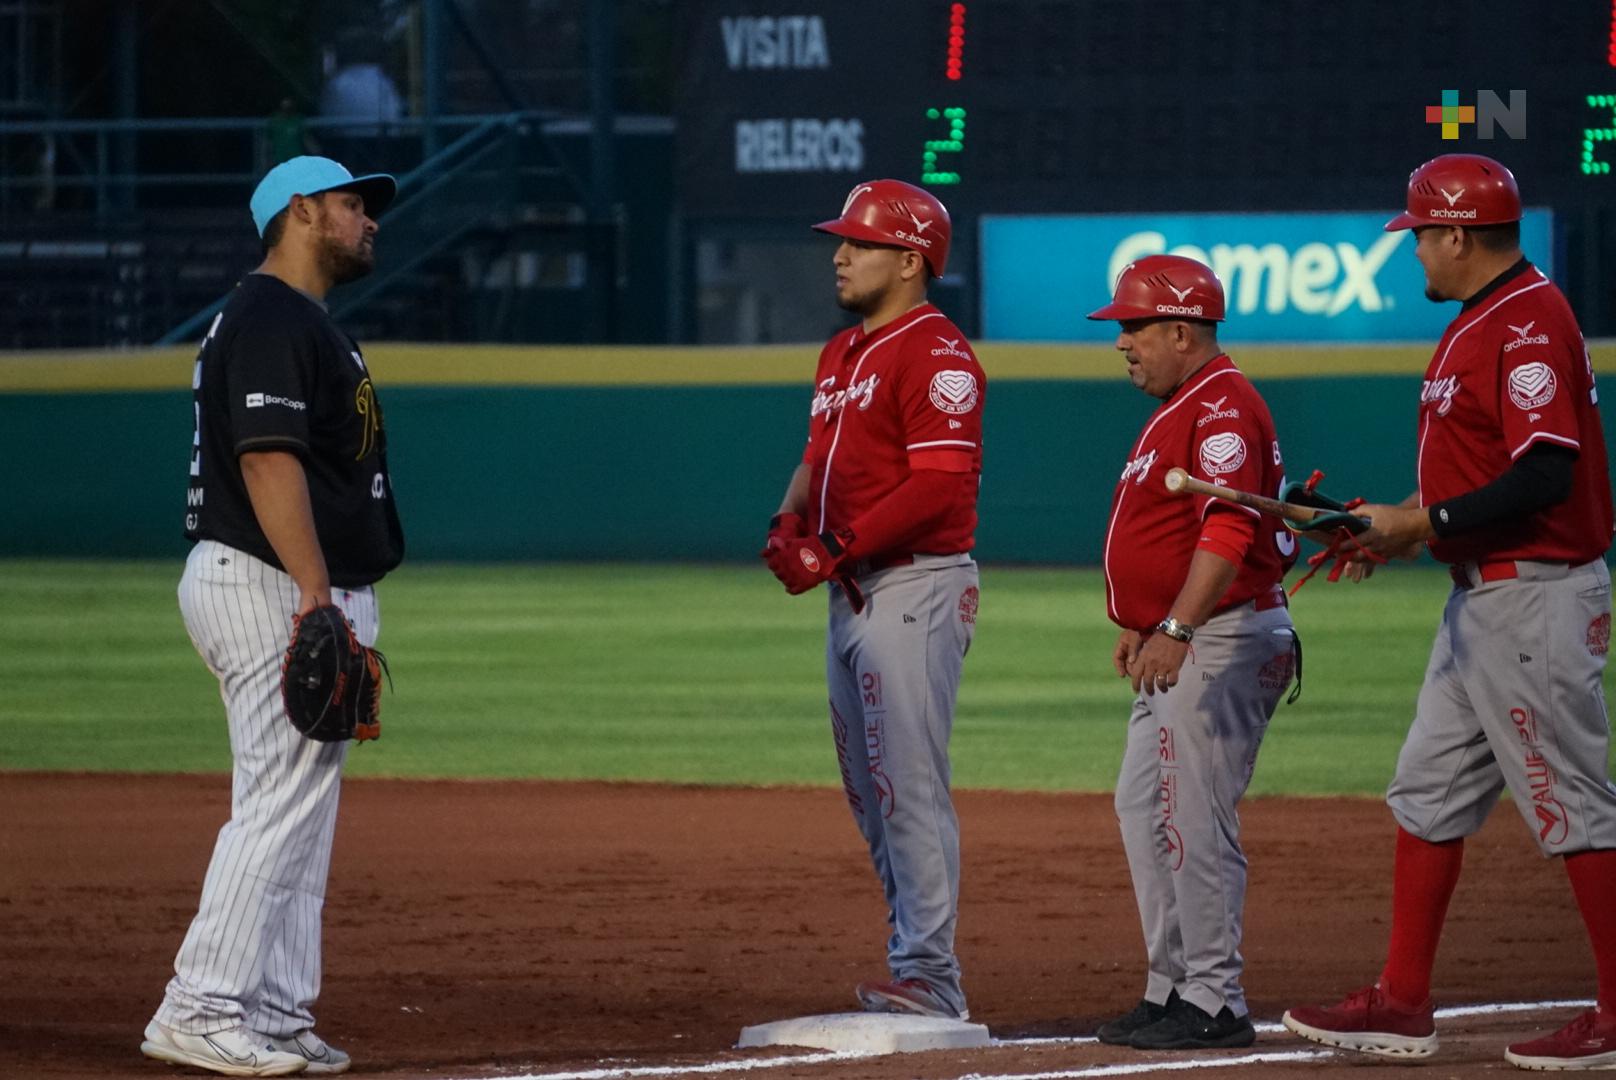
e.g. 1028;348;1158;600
676;0;1616;341
5;374;1605;563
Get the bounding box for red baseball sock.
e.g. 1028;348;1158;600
1379;826;1464;1007
1566;849;1616;1012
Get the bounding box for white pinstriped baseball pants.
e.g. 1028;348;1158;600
154;540;379;1037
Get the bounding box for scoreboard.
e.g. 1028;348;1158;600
676;0;1616;217
675;1;1616;338
675;5;926;216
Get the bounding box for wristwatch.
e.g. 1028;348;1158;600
1155;616;1195;643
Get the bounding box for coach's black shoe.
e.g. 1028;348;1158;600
1096;989;1179;1046
1129;998;1256;1050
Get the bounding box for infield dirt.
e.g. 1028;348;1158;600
2;775;1593;1079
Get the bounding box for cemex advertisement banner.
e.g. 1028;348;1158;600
980;209;1553;342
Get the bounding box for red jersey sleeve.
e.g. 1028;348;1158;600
1197;509;1257;563
894;332;985;474
1494;307;1585;461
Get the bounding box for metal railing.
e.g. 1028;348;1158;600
0;111;588;222
0;109;671;346
156;113;543;344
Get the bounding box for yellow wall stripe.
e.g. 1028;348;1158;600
3;341;1614;392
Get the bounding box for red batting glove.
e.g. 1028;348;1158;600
767;530;850;594
759;512;808;558
1287;499;1387;596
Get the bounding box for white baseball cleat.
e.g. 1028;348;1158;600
258;1029;350;1075
140;1019;308;1075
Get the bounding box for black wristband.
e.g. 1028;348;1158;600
1428;445;1575;538
818;528;852;558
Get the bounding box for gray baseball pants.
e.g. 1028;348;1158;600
1389;558;1616;854
826;554;978;1017
1115;601;1296;1020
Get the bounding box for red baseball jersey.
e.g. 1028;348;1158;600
1104;355;1293;631
1417;263;1613;565
802;304;984;554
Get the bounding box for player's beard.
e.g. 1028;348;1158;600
836;279;887;318
314;216;375;285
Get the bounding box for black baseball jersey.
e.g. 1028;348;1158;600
184;273;404;587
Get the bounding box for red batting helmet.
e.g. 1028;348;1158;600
812;179;952;277
1087;254;1226;323
1384;153;1521;231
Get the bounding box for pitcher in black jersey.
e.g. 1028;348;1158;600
143;156;400;1078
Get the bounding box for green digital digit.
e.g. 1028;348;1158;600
921;106;966;186
1582;94;1616;175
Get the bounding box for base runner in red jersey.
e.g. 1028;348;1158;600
761;179;984;1021
1092;254;1300;1052
1283;154;1616;1072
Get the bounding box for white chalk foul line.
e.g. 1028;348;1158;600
474;998;1599;1080
1431;997;1593;1020
994;996;1597;1047
957;1007;1595;1080
489;1049;880;1080
956;1051;1329;1080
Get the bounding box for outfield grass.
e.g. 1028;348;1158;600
0;560;1608;794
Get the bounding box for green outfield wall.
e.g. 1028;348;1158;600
4;343;1614;562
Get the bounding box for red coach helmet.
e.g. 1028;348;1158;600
1087;254;1226;323
812;179;952;277
1384;153;1521;231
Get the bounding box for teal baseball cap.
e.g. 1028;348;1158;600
250;155;397;237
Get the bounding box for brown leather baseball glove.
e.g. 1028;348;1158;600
281;604;388;742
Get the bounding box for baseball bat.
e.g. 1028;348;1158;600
1162;467;1353;528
